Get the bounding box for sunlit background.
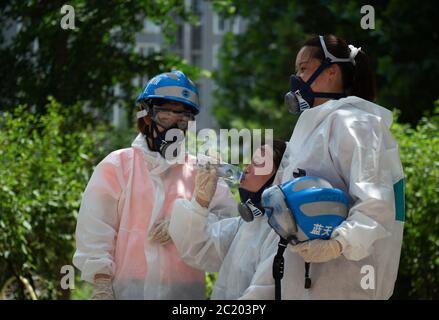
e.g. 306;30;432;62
0;0;438;299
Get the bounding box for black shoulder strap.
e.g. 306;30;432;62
273;237;289;300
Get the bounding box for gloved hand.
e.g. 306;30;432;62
92;277;115;300
195;165;218;207
148;218;172;245
289;239;343;263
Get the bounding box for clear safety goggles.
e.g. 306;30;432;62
138;102;195;130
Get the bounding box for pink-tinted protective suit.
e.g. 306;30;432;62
73;134;236;299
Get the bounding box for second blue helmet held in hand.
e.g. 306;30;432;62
261;176;349;244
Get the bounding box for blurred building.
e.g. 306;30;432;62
114;0;245;130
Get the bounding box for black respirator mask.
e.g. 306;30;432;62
150;122;185;159
137;102;193;159
285;35;358;114
238;175;276;222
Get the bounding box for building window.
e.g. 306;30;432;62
191;25;202;51
192;53;202;67
213;13;240;35
136;43;159;56
143;19;161;34
191;0;203;15
175;24;183;51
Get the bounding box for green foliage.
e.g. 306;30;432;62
0;0;200;123
0;98;103;299
70;276;93;300
391;103;439;299
212;0;303;139
212;0;439;139
205;272;218;300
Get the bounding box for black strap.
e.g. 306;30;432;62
305;58;346;100
313;92;346;99
293;168;307;178
273;237;289;300
305;262;312;289
306;58;332;85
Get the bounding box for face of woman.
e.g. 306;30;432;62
239;145;276;192
295;46;343;106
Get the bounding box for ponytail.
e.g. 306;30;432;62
351;49;376;101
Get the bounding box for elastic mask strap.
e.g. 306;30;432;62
306;57;332;85
313;92;346;99
319;35;352;64
304;35;353;92
304;58;346;100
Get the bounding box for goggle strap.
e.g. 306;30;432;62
136;109;148;119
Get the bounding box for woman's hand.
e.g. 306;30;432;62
92;275;115;300
289;239;343;263
195;166;218;208
149;218;172;245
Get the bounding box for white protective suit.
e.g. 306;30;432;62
169;197;280;299
274;96;405;299
73;133;236;299
169;96;405;300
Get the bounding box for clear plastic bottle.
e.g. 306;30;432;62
215;163;243;181
195;153;243;183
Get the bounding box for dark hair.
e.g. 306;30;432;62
303;34;376;101
272;139;287;170
136;98;194;134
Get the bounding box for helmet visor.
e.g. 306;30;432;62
261;186;298;240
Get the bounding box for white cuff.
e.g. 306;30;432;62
333;234;348;254
190;196;210;217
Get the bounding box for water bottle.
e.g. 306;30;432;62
195;153;243;183
216;163;243;182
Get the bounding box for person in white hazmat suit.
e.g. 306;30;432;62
73;71;236;300
168;140;287;299
272;34;405;299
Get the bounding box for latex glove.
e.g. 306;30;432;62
289;239;342;263
195;166;218;207
92;277;115;300
148;218;172;245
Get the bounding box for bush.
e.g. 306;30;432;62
0;98;103;299
391;104;439;299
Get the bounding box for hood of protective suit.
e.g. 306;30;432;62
131;133;173;174
307;96;392;128
341;96;392;127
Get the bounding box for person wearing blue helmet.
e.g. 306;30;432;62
272;34;405;299
73;71;236;299
135;70;200;158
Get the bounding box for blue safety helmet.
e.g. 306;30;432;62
261;176;349;244
136;70;200;114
